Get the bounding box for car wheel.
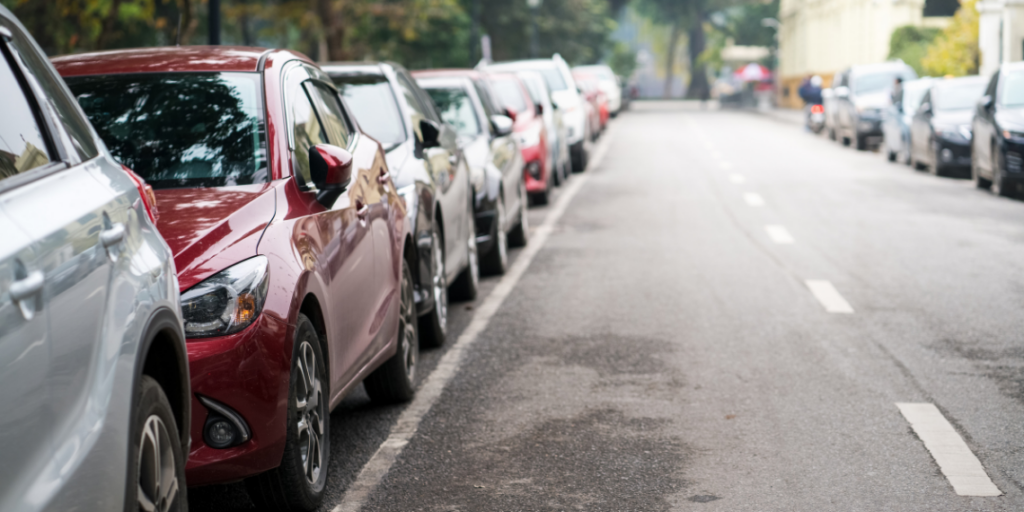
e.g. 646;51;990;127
571;142;588;173
855;134;868;151
842;136;851;147
419;222;447;348
364;258;419;403
929;147;943;177
507;181;529;248
246;314;329;512
449;227;479;301
130;376;187;512
828;127;836;141
887;148;897;162
972;151;991;189
552;157;563;187
481;194;509;276
992;147;1011;197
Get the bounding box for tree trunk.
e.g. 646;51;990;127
663;18;682;99
685;6;710;100
177;0;198;45
317;0;346;61
96;0;123;49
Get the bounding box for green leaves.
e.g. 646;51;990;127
921;0;979;77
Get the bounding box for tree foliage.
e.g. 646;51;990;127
471;0;616;65
888;25;940;76
921;0;979;77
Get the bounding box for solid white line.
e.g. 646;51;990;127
805;280;854;313
764;225;794;244
729;174;746;184
330;131;613;512
896;403;1001;497
743;193;765;207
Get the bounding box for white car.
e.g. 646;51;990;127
573;64;623;116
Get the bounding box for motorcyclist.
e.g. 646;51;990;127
799;75;823;105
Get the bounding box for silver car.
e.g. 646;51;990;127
0;7;190;512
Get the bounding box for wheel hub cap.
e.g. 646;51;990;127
295;341;324;486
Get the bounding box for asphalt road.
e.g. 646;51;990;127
191;102;1024;511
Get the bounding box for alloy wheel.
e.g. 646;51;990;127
137;415;179;512
295;340;325;487
431;229;447;337
400;262;418;382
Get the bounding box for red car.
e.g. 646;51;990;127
55;47;419;511
487;73;554;205
573;72;608;138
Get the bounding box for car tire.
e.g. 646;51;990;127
972;151;991;189
364;258;419;404
842;136;851;147
887;149;897;162
129;375;187;512
419;222;447;348
448;227;479;301
571;142;588;173
855;134;868;151
992;147;1011;197
507;181;529;248
481;194;509;276
828;127;837;141
246;314;329;512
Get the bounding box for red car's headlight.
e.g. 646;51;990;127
181;256;269;338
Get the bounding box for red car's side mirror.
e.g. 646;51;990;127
504;107;518;122
309;144;353;205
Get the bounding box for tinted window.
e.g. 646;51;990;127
933;81;987;111
491;79;528;113
334;75;406;146
424;87;481;137
289;83;328;186
307;82;351;147
472;79;500;117
67;72;267;189
902;82;930;112
519;76;544;105
853;71;915;94
0;50;51;179
537;68;568;91
1000;71;1024;107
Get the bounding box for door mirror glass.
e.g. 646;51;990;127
419;118;441;148
309;144;352;205
490;115;514;137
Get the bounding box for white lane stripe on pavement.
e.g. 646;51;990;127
729;174;746;184
743;193;765;207
896;403;1001;497
330;128;613;512
764;225;794;244
805;280;853;313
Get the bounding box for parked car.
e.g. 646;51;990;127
487;72;555;204
831;61;917;150
574;71;610;133
324;62;478;347
572;64;623;116
882;78;933;165
485;54;591;172
0;7;190;512
909;76;988;176
972;62;1024;196
414;69;529;275
517;70;572;186
57;46;420;512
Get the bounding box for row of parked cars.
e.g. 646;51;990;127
0;5;625;512
821;59;1024;196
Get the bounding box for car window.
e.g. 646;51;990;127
472;79;500;117
289;81;328;187
0;47;52;179
334;74;406;146
999;71;1024;107
933;81;987;111
424;86;481;137
68;72;268;189
490;78;528;113
2;19;97;161
394;72;432;125
902;82;929;112
306;82;351;148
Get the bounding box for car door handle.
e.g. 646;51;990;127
100;223;125;247
10;270;44;302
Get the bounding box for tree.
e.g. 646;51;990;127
608;41;637;78
888;25;941;76
470;0;616;65
921;0;979;77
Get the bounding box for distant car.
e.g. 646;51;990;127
517;70;572;186
972;62;1024;196
487;72;556;204
909;76;988;176
1;7;190;512
58;47;419;512
325;61;481;346
485;54;591;172
832;62;917;150
414;69;529;275
573;64;623;116
574;71;609;134
882;78;934;165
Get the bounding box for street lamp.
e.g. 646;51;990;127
527;0;542;58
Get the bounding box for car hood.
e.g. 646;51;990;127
153;184;276;291
996;107;1024;130
932;109;973;126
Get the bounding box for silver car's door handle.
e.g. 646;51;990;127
100;223;125;247
10;271;44;302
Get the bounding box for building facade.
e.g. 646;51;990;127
978;1;1024;77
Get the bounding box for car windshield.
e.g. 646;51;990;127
902;82;931;112
66;72;267;189
333;75;406;146
934;81;987;111
853;72;906;94
490;79;528;113
424;86;481;137
1000;72;1024;107
499;65;567;92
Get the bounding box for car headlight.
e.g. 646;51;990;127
518;126;542;148
181;256;269;338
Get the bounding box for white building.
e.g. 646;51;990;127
978;1;1024;77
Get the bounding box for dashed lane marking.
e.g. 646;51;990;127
764;225;794;244
896;403;1001;497
805;280;853;313
743;193;765;207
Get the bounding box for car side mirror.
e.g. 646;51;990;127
309;144;353;205
490;115;514;137
535;103;544;116
503;107;518;122
418;118;441;149
834;86;849;99
979;95;993;110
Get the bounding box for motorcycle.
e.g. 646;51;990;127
806;103;825;134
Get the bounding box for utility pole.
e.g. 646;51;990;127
527;0;542;58
209;0;221;45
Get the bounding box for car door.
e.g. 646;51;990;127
283;63;377;393
473;78;521;217
976;71;1000;177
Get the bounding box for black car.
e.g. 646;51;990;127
832;62;917;150
909;76;987;176
324;62;477;348
972;62;1024;196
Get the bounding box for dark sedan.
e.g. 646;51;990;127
972;62;1024;197
832;62;917;150
910;76;988;176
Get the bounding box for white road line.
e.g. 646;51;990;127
330;129;613;512
729;174;746;184
805;280;854;313
896;403;1001;497
764;225;794;244
743;193;765;207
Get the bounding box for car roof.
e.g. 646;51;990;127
412;68;486;80
320;62;388;77
488;59;558;70
50;46;300;77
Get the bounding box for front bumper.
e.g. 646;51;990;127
855;117;882;137
184;313;292;486
934;137;972;169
